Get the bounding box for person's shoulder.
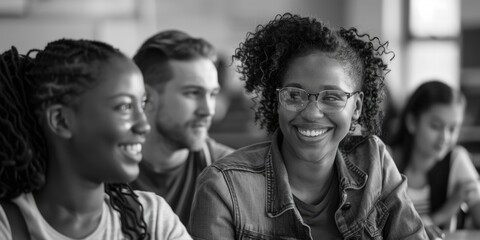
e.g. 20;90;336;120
0;194;31;237
133;190;168;207
210;141;271;171
132;191;177;218
450;145;474;167
0;202;9;240
133;192;191;239
342;135;392;168
342;135;386;154
451;145;470;158
10;193;33;213
205;138;235;160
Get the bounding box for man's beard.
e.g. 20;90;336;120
156;121;207;151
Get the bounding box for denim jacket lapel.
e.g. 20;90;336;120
264;130;369;219
335;150;368;192
265;130;296;218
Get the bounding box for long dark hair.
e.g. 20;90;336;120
391;80;466;172
0;39;150;239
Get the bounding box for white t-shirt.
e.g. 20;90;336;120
0;191;192;240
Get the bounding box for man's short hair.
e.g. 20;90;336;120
133;30;217;88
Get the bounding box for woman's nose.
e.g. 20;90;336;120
301;99;325;119
132;109;151;135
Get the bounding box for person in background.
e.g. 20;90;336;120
189;13;427;239
0;39;190;239
390;80;480;232
131;30;234;225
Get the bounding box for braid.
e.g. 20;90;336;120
0;39;151;238
0;47;47;199
105;183;150;240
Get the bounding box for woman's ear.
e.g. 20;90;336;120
44;104;73;139
405;113;416;134
352;92;364;121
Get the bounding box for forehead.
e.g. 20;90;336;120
83;57;144;99
283;51;354;91
421;103;465;124
166;58;219;90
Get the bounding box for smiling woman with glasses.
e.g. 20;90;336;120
189;13;428;239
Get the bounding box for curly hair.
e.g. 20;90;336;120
233;13;393;145
133;30;217;89
0;40;150;239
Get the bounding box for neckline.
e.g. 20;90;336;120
28;193;107;240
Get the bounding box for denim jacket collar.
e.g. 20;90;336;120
265;130;368;218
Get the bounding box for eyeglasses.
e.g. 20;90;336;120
276;87;360;113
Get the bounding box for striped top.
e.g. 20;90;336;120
407;185;431;216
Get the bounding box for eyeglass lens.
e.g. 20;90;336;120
278;87;351;113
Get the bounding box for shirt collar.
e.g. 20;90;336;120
265;129;368;217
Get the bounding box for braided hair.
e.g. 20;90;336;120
0;39;150;239
233;13;393;147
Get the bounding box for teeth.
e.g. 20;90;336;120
298;128;328;137
120;144;142;155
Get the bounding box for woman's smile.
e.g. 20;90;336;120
119;143;143;162
297;127;330;137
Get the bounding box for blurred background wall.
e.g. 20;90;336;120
1;0;479;155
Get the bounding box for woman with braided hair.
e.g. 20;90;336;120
189;13;428;239
0;39;191;239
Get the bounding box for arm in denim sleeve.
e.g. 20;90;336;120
189;165;236;239
379;142;429;239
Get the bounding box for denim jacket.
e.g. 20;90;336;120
189;131;428;239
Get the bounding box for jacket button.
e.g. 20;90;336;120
341;202;351;210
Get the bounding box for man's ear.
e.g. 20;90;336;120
44;104;73;139
352;92;364;121
144;84;158;113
